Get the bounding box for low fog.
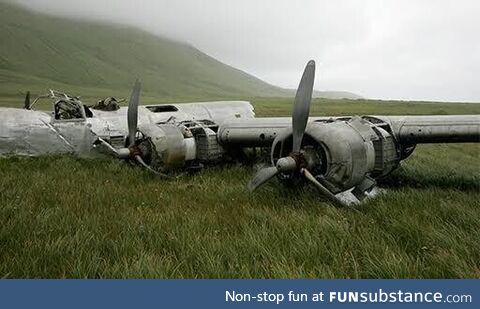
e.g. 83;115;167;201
15;0;480;102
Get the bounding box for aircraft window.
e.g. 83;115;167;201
54;100;84;120
146;105;178;113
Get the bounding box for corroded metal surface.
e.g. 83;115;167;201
0;100;254;157
377;115;480;144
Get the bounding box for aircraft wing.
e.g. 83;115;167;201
374;115;480;144
217;115;480;147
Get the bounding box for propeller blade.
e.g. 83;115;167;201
292;60;315;152
127;80;141;147
93;137;119;155
24;91;31;109
301;168;346;207
247;166;279;191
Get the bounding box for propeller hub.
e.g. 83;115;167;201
276;156;297;173
128;144;142;159
289;151;308;169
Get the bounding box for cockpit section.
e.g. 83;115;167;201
53;99;94;120
26;90;94;120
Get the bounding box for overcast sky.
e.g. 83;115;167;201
15;0;480;102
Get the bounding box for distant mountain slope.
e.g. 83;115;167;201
314;91;363;100
0;1;290;98
0;1;361;100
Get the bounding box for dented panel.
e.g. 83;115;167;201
0;108;73;156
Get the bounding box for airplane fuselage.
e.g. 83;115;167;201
1;100;479;205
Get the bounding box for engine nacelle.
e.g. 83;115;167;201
137;120;228;172
271;117;390;193
137;124;196;171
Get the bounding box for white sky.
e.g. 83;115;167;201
15;0;480;101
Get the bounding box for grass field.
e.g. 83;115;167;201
0;97;479;278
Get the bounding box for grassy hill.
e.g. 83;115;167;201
0;1;290;100
0;1;362;101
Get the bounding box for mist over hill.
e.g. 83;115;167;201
0;1;361;100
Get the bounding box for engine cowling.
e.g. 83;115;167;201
137;124;196;172
271;117;379;193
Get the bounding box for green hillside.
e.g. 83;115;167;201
0;1;291;99
0;1;364;101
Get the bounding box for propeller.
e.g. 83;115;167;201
94;80;167;177
125;80;166;173
247;166;279;191
24;91;31;109
248;60;315;191
301;168;346;206
247;60;346;206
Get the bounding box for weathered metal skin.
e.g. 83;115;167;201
217;117;332;146
0;101;253;159
143;101;254;124
376;115;480;144
138;124;187;170
217;115;480;146
0;108;95;156
307;118;377;193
